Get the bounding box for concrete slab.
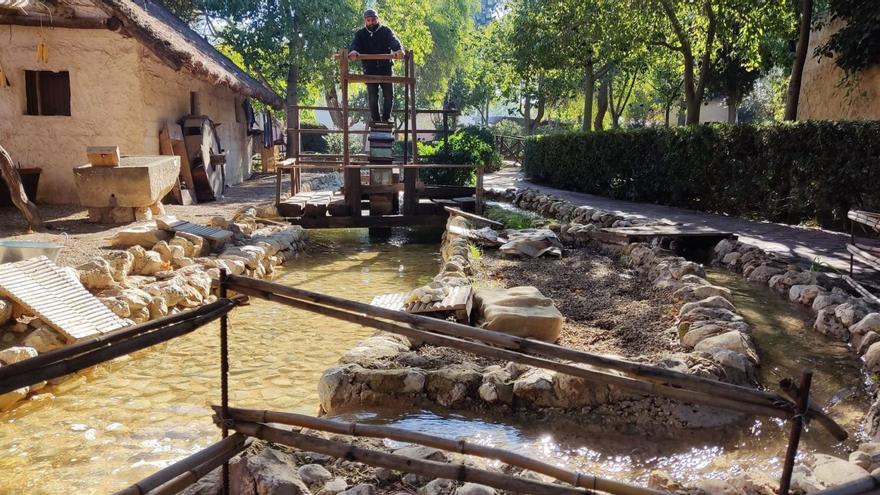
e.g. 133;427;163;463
72;156;180;208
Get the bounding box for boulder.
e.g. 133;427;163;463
836;303;870;328
790;284;821;305
474;287;563;342
297;463;333;485
0;385;28;411
864;342;880;372
152;241;173;263
813;291;848;312
512;368;557;407
713;239;737;260
673;284;733;303
23;326;67;352
128;245;164;275
851;314;880;336
811;453;870;488
339;484;375;495
100;297;131;318
77;257;116;290
0;297;12;326
454;484;496;495
426;367;482;407
682;324;731;349
814;308;848;341
709;349;757;385
678;296;737;318
230;448;309;495
420;478;455;495
0;346;38;364
323;478;349;494
856;331;880;355
108;223;172;249
694;331;760;364
394;446;448;462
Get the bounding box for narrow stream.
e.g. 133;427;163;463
0;237;870;492
0;229;440;494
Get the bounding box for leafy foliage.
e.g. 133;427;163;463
815;0;880;80
524;122;880;228
418;126;501;185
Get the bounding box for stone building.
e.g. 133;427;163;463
0;0;283;204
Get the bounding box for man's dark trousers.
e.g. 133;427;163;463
367;82;393;123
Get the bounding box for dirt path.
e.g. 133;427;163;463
479;246;680;359
0;173;313;268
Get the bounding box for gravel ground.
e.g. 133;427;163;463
0;172;322;268
479;246;680;359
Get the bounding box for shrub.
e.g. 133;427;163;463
419;126;502;185
523;121;880;228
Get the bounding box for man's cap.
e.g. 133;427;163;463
363;9;378;18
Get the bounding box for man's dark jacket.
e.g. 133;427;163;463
349;25;402;75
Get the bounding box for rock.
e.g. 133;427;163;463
393;446;448;463
153;241;173;263
722;251;742;266
512;368;557;406
420;478;455;495
108;224;172;249
673;284;733;303
128;246;164;275
678;296;737;318
298;463;333;485
714;239;737;259
793;285;823;306
0;346;38;364
134;206;153;221
856;332;880;355
681;324;730;349
709;349;757;385
374;468;396;483
339;484;375;495
23;326;67;353
474;286;564;342
100;297;131;318
426;367;482;407
790;465;824;494
170;236;196;258
814;308;848;341
341;335;409;365
175;231;207;257
851;314;880;336
149;296;169;320
647;470;682;492
811;453;870;487
813;291;848;312
118;288;152;310
694;331;759;364
77;257;117;290
857;442;880;471
454;483;495;495
230;448;309;495
322;477;349;494
850;450;872;471
837;303;869;328
0;297;12;326
769;270;815;294
0;386;28;411
103;250;134;282
864;342;880;372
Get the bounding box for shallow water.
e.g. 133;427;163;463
0;238;870;492
331;270;871;486
0;229;440;494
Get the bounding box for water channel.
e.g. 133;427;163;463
0;233;870;493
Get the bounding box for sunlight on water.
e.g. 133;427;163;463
0;229;440;494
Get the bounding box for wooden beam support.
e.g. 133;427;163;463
0;14;113;29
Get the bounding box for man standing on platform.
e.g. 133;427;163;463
348;9;405;124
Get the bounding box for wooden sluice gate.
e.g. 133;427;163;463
0;268;852;495
274;51;482;229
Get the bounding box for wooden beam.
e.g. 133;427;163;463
345;74;415;85
0;14;112;29
0;144;42;231
286;214;447;229
444;206;503;228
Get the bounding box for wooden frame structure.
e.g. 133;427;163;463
274;50;482;228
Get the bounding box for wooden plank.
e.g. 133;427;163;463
843;275;880;307
444;207;504;229
86;146;120;167
158;128;183;204
162;122;198;204
849;210;880;232
603;226;735;238
848;243;880;272
346;74;415;85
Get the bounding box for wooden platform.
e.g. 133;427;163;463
370;285;473;323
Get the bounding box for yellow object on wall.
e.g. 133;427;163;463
0;60;9;87
36;41;48;63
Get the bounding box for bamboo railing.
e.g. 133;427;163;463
214;405;662;495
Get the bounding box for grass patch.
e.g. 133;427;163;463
485;205;538;229
468;243;482;261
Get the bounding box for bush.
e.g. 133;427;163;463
523;121;880;228
419;125;502;185
300;120;329;153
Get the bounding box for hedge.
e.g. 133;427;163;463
523;121;880;228
419;126;502;186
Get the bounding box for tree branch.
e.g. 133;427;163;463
649;39;684;53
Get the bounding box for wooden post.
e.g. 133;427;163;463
403;53;419;215
341;50;360;217
290;103;300;196
476;164;484;215
442;109;449;161
403;77;409;165
779;371;813;495
0;145;42;231
275;166;282;205
219;269;230;495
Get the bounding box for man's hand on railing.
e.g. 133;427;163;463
348;50;360;61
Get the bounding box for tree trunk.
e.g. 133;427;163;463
608;80;620;128
784;0;813;121
285;62;299;159
664;105;671;127
594;77;609;131
583;62;594;131
324;83;344;129
523;79;532;135
727;99;737;124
